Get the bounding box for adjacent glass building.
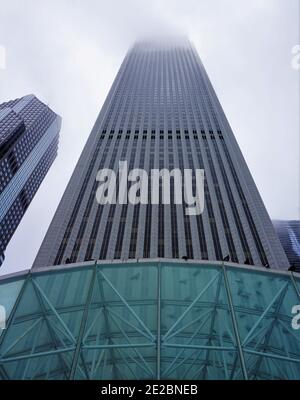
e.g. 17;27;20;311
33;38;289;270
0;95;61;266
273;220;300;273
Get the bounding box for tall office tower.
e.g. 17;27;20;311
34;38;289;270
273;220;300;272
0;94;61;266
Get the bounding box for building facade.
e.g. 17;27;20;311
0;94;61;266
273;220;300;272
33;38;288;270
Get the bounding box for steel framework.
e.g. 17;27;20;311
0;260;299;380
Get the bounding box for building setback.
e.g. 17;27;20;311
0;94;61;266
33;38;289;270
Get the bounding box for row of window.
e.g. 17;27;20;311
102;129;223;135
100;134;225;141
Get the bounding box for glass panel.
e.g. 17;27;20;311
0;274;26;335
294;274;300;296
78;263;158;380
226;266;300;380
161;263;242;380
0;263;299;380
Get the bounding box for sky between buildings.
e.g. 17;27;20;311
0;0;299;275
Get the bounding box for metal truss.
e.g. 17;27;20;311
0;260;299;380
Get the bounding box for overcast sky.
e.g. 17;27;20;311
0;0;299;276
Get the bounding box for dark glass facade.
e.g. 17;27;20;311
0;95;61;266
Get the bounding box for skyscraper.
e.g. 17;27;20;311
273;220;300;272
0;94;61;266
33;38;288;270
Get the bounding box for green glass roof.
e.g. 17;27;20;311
0;260;299;380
